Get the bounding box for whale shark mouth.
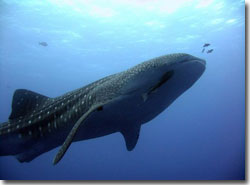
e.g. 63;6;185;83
141;56;205;106
155;57;206;103
165;57;206;91
152;56;206;93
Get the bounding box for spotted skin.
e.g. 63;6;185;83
0;74;114;136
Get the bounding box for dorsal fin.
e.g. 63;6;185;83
120;123;141;151
9;89;49;120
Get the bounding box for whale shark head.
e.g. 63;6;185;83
121;53;206;106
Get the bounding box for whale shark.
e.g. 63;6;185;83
0;53;206;165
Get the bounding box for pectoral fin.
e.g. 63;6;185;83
53;104;104;165
120;123;141;151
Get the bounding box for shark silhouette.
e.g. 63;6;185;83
0;53;206;165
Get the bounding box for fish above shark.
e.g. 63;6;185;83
207;49;213;53
0;53;206;165
203;43;210;47
39;42;48;47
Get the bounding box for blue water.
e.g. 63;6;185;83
0;0;245;180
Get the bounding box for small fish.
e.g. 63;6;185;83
202;48;205;53
39;42;48;47
203;43;210;47
207;49;213;53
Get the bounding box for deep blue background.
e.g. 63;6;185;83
0;0;245;180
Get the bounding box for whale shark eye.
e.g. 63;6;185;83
97;106;103;111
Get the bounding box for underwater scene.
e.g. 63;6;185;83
0;0;245;180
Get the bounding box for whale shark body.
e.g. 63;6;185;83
0;53;206;164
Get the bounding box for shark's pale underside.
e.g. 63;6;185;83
0;53;206;165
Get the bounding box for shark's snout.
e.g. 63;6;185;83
188;55;206;67
176;54;206;67
162;54;206;97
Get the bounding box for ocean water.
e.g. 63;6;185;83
0;0;245;180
